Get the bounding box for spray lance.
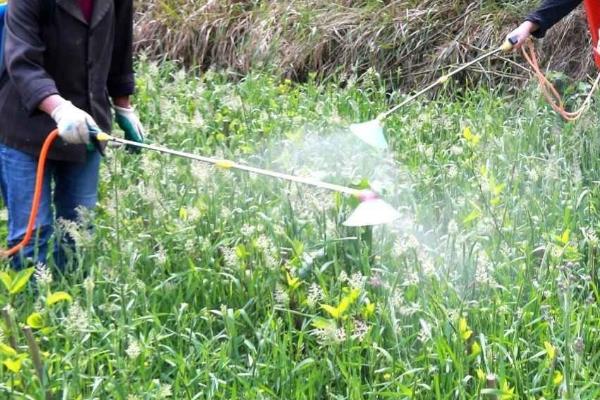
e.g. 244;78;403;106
91;132;401;228
349;37;519;150
0;128;399;259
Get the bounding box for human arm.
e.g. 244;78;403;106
508;0;582;48
5;0;98;144
4;0;58;114
108;1;144;150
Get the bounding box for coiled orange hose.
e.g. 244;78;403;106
0;129;59;258
521;39;600;122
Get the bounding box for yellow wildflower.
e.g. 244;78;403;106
286;272;301;290
471;341;482;356
363;301;376;318
463;126;480;146
500;380;515;400
476;368;486;381
552;370;563;386
459;317;473;341
544;341;556;361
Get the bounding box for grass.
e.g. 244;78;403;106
134;0;595;86
0;60;599;398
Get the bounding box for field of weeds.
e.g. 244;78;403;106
0;59;598;398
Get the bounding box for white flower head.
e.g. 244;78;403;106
418;318;432;343
240;224;256;237
474;251;495;286
274;285;289;307
583;227;598;246
447;164;458;178
349;273;366;290
83;277;95;293
447;220;458;235
153;380;172;399
351;319;369;342
339;270;349;283
126;339;141;359
220;246;238;268
450;145;463;156
34;263;53;286
65;302;90;334
306;283;324;308
154;246;168;266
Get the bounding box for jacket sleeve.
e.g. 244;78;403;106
526;0;583;38
107;0;135;98
4;0;59;114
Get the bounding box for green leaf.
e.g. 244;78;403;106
235;244;247;260
26;312;44;329
0;343;17;357
0;272;12;292
9;267;34;295
321;304;343;319
46;291;73;306
560;229;570;244
3;358;22;373
311;317;335;330
463;208;481;224
40;327;55;336
292;358;316;374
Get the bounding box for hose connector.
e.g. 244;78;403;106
215;159;235;169
354;189;379;202
95;132;113;142
437;75;450;84
500;36;518;52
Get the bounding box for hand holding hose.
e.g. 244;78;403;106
51;100;100;145
506;21;539;49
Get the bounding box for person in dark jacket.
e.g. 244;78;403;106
0;0;144;268
508;0;582;47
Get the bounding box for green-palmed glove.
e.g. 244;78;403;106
114;105;144;153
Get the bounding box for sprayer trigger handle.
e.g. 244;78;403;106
87;124;106;157
508;36;518;46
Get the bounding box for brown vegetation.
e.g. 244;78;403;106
134;1;593;86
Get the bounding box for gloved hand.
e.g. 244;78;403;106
51;101;100;145
114;105;144;153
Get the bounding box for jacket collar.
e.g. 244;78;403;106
55;0;111;29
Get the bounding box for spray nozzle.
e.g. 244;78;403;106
356;189;379;202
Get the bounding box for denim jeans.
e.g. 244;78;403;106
0;143;101;269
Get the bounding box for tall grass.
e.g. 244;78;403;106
134;0;594;86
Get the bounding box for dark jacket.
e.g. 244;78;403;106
526;0;583;38
0;0;135;162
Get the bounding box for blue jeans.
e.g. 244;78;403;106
0;143;101;269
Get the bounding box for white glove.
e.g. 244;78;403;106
50;101;99;145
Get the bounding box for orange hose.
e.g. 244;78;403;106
0;129;59;258
521;40;600;122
